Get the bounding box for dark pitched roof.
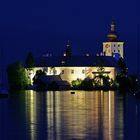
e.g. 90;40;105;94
39;75;70;86
35;55;117;67
39;75;62;82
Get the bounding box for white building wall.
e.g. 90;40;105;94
27;66;116;84
103;42;124;58
103;42;112;56
47;67;86;82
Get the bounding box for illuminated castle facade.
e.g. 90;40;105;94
27;19;124;85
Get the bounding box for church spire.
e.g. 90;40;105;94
64;40;72;57
107;18;118;42
111;17;115;32
103;19;124;58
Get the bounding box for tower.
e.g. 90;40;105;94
63;40;72;57
103;19;124;58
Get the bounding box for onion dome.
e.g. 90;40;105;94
107;18;118;42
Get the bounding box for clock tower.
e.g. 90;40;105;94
103;19;124;58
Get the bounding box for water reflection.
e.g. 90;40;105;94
124;94;140;140
25;90;37;140
23;90;122;140
2;90;139;140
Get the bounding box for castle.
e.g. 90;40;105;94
27;19;124;86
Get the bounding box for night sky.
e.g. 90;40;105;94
0;0;139;76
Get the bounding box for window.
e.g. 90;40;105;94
61;61;65;64
114;50;115;52
71;70;74;74
43;68;48;72
118;50;120;53
53;69;57;75
82;70;85;74
114;44;115;47
118;44;120;47
62;70;64;74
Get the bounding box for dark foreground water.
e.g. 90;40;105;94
0;90;140;140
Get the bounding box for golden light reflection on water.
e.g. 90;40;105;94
25;90;37;140
24;90;123;140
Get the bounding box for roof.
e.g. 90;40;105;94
39;75;70;86
39;75;62;82
35;55;118;68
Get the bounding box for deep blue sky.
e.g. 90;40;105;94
0;0;139;74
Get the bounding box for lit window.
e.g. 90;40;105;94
71;70;74;74
82;70;85;74
61;61;65;64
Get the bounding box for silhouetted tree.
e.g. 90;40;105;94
7;62;29;90
116;58;129;92
32;70;46;90
33;70;46;84
81;78;93;90
117;57;128;76
25;52;35;68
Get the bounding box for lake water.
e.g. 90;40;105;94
0;90;140;140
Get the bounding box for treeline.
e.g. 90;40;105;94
7;62;29;90
6;52;140;92
71;58;140;92
7;52;34;91
71;77;117;90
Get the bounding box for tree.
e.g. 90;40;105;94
117;57;128;76
81;78;93;90
25;52;35;68
71;79;82;89
127;74;139;92
92;59;114;88
7;62;29;90
94;59;106;86
33;70;46;84
116;58;128;92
